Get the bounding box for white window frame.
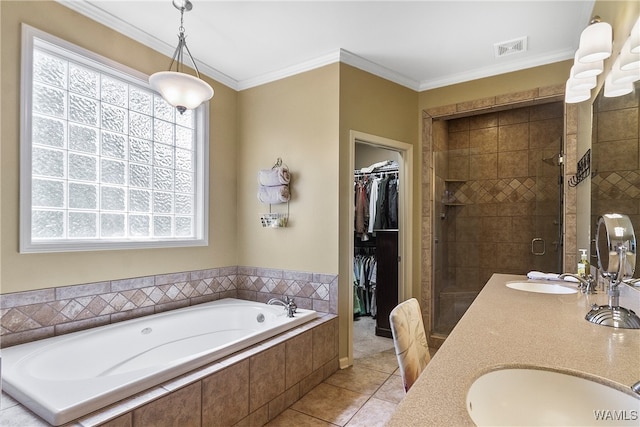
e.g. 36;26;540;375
20;24;209;253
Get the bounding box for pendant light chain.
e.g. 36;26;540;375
167;2;202;78
149;0;214;113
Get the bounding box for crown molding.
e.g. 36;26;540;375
236;50;342;91
338;50;420;91
418;49;575;91
55;0;577;94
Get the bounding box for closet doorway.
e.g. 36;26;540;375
349;131;413;366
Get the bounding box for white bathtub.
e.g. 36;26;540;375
0;298;316;426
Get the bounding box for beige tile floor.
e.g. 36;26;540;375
266;316;404;427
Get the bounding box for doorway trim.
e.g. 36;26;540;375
346;130;413;367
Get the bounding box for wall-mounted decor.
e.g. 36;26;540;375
258;158;290;227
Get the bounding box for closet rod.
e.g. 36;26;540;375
354;168;399;178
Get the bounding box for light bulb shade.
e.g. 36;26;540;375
603;73;633;97
610;57;640;84
630;17;640;54
619;38;640;71
149;71;214;111
565;80;590;103
577;21;612;63
572;52;603;78
567;75;597;91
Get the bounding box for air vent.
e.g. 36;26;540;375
494;36;528;58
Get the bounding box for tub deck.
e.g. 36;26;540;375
1;298;319;426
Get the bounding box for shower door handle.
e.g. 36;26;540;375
531;238;546;256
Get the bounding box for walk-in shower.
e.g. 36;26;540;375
432;102;564;336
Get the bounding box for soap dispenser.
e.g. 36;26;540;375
578;249;590;278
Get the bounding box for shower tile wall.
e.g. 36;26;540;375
435;103;563;334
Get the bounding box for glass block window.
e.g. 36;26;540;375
20;25;209;253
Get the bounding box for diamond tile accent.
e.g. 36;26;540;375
451;177;551;205
593;171;640;200
1;266;336;347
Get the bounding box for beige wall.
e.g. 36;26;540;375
0;1;238;294
419;61;573;111
236;64;340;273
338;63;419;361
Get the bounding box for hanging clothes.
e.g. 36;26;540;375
353;253;377;316
354;181;366;235
387;176;399;229
374;175;390;230
367;177;381;233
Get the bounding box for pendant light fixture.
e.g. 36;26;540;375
149;0;214;114
576;16;612;63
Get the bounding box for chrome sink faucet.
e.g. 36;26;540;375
558;273;596;294
267;296;297;318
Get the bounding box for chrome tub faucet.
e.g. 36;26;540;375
267;296;297;318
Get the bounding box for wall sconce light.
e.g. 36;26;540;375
630;16;640;54
572;51;603;78
576;16;612;63
604;72;633;97
568;73;597;91
566;15;640;102
565;80;591;104
610;56;640;85
149;0;214;114
619;38;640;71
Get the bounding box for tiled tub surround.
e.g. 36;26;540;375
0;266;338;348
2;299;318;425
1;314;339;427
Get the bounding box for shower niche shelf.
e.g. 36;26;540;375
442;179;465;208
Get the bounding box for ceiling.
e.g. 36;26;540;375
58;0;596;92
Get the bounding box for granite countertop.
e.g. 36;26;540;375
387;273;640;426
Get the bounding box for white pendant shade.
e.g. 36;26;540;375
619;39;640;71
630;17;640;54
567;74;597;91
149;71;214;112
610;57;640;84
564;80;590;103
603;73;633;97
577;21;612;63
572;52;603;78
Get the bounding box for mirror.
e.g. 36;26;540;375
590;80;640;283
596;214;636;282
589;212;640;329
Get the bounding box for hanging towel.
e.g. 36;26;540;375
257;184;290;204
526;271;579;282
258;167;290;186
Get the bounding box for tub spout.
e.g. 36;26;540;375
267;296;297;318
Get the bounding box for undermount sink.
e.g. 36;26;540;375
467;368;640;426
506;281;577;294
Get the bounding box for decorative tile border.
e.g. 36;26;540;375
0;266;337;348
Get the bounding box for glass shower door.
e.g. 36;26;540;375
531;147;563;274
